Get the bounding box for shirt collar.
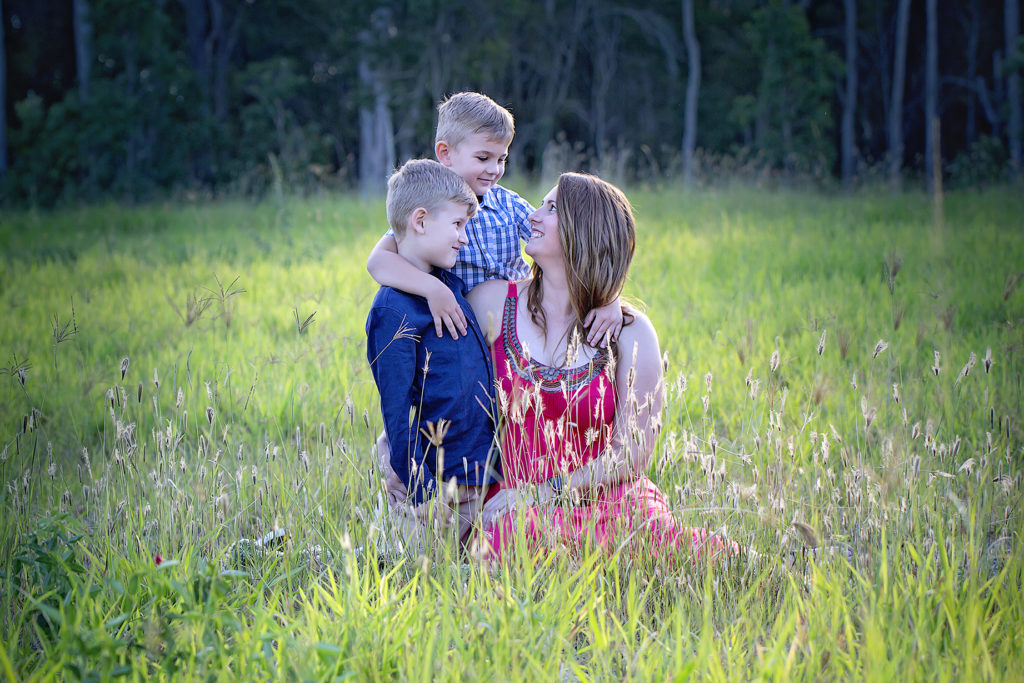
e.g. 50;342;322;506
478;187;499;211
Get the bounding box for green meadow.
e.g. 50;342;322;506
1;186;1022;680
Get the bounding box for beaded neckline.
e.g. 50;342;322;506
501;289;610;392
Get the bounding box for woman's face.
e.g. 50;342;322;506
524;186;561;262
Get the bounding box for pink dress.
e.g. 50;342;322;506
483;282;735;562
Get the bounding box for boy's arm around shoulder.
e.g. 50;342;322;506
509;189;535;242
366;305;437;504
366;234;468;340
584;297;624;348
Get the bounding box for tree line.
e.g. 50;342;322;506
1;0;1021;206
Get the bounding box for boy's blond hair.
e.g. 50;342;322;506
386;159;478;238
435;92;515;148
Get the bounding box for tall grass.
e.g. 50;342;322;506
1;186;1021;680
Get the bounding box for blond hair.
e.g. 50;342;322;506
435;92;515;148
526;172;636;347
386;159;478;238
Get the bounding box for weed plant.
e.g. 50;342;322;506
0;186;1021;680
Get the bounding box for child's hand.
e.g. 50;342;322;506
583;298;623;347
376;432;408;505
427;281;468;339
409;498;455;529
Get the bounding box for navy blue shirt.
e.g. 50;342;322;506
366;269;498;505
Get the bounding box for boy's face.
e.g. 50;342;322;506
436;133;509;197
403;201;472;272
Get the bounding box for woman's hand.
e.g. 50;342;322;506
480;488;521;528
426;280;467;339
480;482;561;528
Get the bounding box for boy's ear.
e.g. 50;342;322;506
435;140;453;167
409;207;429;234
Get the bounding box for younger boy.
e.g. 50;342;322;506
365;159;498;552
366;91;622;345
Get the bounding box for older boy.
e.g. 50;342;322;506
367;91;622;346
366;159;498;552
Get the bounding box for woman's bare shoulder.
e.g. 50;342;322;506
618;308;658;344
467;279;514;342
615;309;661;365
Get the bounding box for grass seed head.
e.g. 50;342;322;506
770;349;780;374
817;329;827;356
873;339;888;359
932;349;941;376
954;352;977;387
121;357;130;380
984;347;993;373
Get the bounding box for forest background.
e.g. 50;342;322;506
1;0;1022;204
2;2;1024;679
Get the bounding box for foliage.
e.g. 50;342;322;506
3;0;1020;205
730;2;842;175
0;187;1023;679
947;135;1010;187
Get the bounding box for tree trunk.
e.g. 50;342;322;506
965;1;979;146
1007;0;1022;179
841;0;857;188
536;0;588;179
73;0;92;102
681;0;700;187
210;0;241;122
358;58;395;197
887;0;910;192
180;0;211;114
924;0;938;191
0;0;6;180
591;11;620;169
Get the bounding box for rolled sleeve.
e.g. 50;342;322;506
514;198;534;243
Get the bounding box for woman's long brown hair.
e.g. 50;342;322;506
526;172;636;362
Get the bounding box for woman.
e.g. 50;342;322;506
468;173;736;562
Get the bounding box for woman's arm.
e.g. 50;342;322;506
558;310;665;497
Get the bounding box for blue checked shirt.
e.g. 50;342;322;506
452;185;534;290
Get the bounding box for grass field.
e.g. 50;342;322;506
1;186;1022;680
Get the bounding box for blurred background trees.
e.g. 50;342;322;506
1;0;1021;205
